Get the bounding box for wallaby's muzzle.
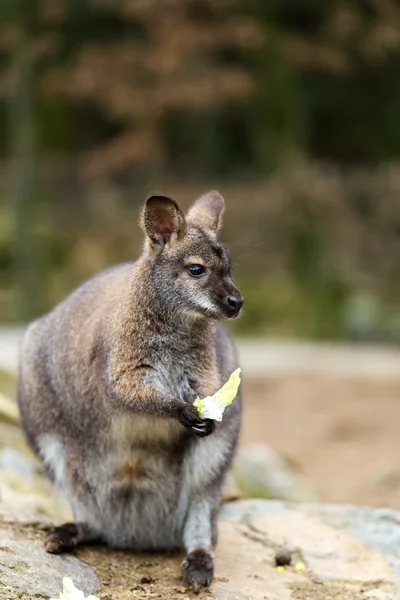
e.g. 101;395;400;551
218;279;244;319
225;293;244;317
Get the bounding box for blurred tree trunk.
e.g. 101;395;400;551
10;0;38;321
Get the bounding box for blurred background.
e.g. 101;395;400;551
2;0;400;339
1;0;400;515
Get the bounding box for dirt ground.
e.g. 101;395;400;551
241;375;400;509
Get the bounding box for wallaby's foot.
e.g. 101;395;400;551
44;521;100;554
182;549;214;593
44;523;79;553
178;404;215;437
44;521;99;554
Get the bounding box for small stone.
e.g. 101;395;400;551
140;576;153;584
139;560;155;567
274;548;292;567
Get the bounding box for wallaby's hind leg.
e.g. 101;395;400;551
44;522;99;554
182;494;219;593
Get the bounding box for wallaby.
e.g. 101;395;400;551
17;191;243;592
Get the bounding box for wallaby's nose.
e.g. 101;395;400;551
226;294;244;313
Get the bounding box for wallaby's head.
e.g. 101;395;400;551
140;191;243;320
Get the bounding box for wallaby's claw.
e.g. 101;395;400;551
183;549;214;593
190;418;215;437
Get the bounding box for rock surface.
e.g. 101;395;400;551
219;500;400;599
0;447;36;480
0;528;100;600
0;496;399;599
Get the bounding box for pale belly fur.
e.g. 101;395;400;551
39;415;195;550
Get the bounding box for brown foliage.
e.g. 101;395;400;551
39;0;258;178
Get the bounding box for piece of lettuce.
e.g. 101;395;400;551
50;577;99;600
193;368;241;421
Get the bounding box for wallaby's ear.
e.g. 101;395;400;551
141;195;186;247
186;191;225;232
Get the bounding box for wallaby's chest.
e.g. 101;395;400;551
154;346;219;401
104;342;219;486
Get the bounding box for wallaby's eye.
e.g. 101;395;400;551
186;264;206;278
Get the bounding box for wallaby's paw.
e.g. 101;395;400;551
182;549;214;593
44;523;79;554
178;404;215;437
191;418;215;437
178;403;203;428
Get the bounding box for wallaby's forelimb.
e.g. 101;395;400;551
112;374;214;437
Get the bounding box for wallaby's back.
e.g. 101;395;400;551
19;263;133;452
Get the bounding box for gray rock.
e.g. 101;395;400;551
0;477;71;526
221;472;241;502
232;443;318;502
219;499;400;597
213;591;251;600
0;448;36;480
0;528;100;599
